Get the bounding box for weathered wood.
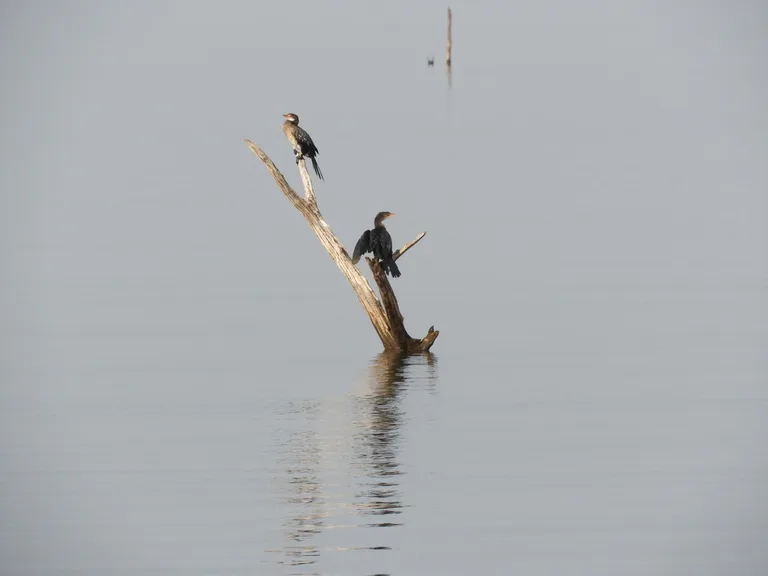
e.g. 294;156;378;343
366;232;439;354
393;232;426;261
244;139;438;352
374;231;438;351
367;250;439;353
296;155;317;206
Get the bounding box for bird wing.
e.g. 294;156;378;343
296;127;318;155
378;230;393;258
351;230;371;263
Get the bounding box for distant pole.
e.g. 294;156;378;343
445;7;452;67
244;139;439;353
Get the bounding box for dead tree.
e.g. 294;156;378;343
244;139;439;353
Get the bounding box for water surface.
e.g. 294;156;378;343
2;1;767;575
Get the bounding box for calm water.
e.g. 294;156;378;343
2;1;767;575
4;337;767;575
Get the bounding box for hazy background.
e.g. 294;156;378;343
1;1;767;574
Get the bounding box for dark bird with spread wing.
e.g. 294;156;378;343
352;211;401;278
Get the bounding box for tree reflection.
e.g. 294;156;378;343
354;352;437;527
274;352;438;570
277;401;325;567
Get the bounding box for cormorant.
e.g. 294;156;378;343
351;211;401;278
282;113;323;180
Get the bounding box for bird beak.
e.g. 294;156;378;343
390;213;396;218
282;114;289;118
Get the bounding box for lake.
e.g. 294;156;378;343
2;1;767;574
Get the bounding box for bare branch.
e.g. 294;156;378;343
296;158;318;207
393;231;426;262
244;140;303;208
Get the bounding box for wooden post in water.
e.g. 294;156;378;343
445;7;453;67
244;139;439;353
446;7;453;88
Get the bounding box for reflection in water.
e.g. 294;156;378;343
276;401;324;568
271;353;437;572
354;352;418;528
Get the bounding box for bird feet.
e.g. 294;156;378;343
293;149;304;164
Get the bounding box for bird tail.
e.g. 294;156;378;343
311;157;324;181
384;258;401;278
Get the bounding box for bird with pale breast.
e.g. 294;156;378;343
281;113;323;181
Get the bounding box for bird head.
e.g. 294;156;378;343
374;211;396;226
282;113;299;124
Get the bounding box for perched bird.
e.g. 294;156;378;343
352;211;401;278
427;57;434;67
281;113;323;180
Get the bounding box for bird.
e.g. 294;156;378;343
281;113;323;180
352;211;401;278
427;57;434;67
